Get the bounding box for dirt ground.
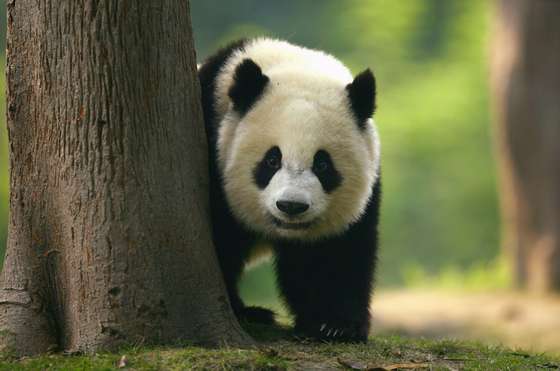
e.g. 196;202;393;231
371;289;560;355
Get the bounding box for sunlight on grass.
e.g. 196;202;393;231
402;258;512;291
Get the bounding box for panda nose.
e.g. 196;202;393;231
276;200;309;216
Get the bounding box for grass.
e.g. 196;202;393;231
1;325;558;370
401;258;512;291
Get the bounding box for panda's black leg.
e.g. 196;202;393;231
214;236;247;313
274;180;380;342
222;261;276;325
218;255;245;317
213;226;276;325
239;306;276;325
274;236;376;342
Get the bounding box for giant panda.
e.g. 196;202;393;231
198;38;381;343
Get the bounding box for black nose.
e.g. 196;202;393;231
276;200;309;216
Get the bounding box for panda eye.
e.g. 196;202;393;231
314;161;329;173
266;156;281;169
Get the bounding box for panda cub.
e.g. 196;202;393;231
198;38;381;342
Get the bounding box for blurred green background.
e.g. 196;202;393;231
0;1;499;306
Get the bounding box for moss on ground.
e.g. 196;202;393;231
1;325;558;370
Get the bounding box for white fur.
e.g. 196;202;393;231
264;167;328;225
215;38;381;241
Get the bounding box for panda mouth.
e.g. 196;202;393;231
271;216;314;230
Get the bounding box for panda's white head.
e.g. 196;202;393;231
216;40;380;241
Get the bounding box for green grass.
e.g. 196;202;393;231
2;326;558;370
402;258;512;291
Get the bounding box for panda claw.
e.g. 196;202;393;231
320;323;326;332
326;329;332;337
333;329;339;337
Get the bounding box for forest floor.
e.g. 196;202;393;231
3;290;560;370
2;332;559;370
372;289;560;355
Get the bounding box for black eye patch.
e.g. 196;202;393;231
253;146;282;189
312;150;342;193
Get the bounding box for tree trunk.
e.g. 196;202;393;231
491;0;560;292
0;0;250;356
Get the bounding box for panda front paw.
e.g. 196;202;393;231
239;306;276;325
295;320;368;343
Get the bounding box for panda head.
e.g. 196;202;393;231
218;57;380;241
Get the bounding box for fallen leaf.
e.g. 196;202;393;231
117;355;128;368
338;357;369;370
338;358;431;371
379;362;431;370
260;347;279;357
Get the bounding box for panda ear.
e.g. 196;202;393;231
228;58;270;115
346;68;376;129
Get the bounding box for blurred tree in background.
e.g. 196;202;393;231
492;0;560;293
0;1;499;305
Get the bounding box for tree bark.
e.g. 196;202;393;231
491;0;560;292
0;0;250;356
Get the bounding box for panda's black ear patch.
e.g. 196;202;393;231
346;68;376;129
228;58;270;116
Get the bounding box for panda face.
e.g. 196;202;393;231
254;145;344;234
218;93;380;241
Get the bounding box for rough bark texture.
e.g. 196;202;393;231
0;0;250;356
491;0;560;292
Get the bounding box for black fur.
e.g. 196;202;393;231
229;59;270;115
198;39;257;321
275;179;380;342
240;306;276;325
198;39;380;342
198;39;248;147
253;146;282;189
312;150;342;193
346;69;376;129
